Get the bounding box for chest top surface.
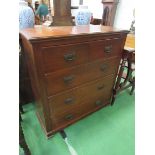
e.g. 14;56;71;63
19;25;128;41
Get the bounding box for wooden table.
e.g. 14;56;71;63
124;33;135;49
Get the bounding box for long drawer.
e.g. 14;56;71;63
44;57;120;96
49;74;115;117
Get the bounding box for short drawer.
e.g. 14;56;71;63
41;43;89;73
49;74;115;117
89;38;122;60
44;57;120;96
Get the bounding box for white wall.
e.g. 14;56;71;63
114;0;135;29
83;0;103;19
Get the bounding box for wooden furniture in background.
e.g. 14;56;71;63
51;0;74;26
20;25;128;138
101;0;119;26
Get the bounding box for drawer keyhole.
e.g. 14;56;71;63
64;98;74;104
63;75;75;83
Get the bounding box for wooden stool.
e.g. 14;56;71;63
115;49;135;95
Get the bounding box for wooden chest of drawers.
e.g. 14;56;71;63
20;25;128;138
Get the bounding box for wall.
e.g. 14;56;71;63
82;0;103;19
114;0;135;29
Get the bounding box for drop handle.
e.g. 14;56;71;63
63;75;75;83
65;114;74;120
64;98;74;104
100;64;108;72
64;52;76;61
95;100;103;106
97;84;105;90
104;45;112;53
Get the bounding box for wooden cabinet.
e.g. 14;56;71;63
101;0;119;26
20;25;128;138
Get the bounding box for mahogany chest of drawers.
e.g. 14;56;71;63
20;25;128;138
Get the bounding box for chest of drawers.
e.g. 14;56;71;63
20;25;128;138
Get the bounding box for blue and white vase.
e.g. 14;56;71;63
19;0;34;29
75;5;91;26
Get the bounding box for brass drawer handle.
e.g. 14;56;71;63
63;75;75;83
95;100;103;106
104;45;112;53
100;64;108;72
65;114;74;120
64;97;74;104
97;84;105;90
64;52;76;61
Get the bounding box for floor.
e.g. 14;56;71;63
20;89;135;155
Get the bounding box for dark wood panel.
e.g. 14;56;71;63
21;36;52;132
19;39;34;105
44;57;120;96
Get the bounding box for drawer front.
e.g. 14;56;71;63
44;57;120;96
49;74;115;117
89;38;122;60
52;96;111;128
42;43;89;73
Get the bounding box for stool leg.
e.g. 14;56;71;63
111;89;116;106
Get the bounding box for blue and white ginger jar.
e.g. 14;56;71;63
19;0;34;29
75;5;91;25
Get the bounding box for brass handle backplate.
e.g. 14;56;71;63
63;75;75;83
95;100;103;106
100;64;108;72
65;114;74;120
104;45;112;53
64;98;74;104
97;84;105;90
64;52;76;61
